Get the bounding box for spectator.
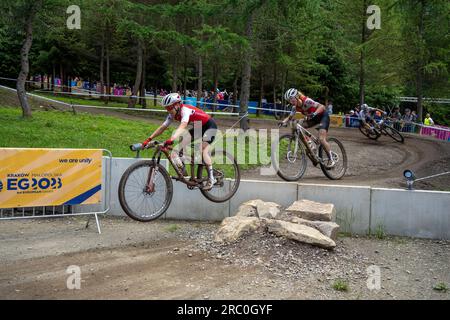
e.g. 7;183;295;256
424;113;435;126
402;108;413;122
411;110;418;123
327;100;333;115
390;107;402;120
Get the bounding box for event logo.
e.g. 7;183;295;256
7;177;63;191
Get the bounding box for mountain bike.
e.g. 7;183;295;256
118;141;240;222
359;116;404;143
273;120;347;181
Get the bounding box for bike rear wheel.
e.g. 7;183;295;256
197;150;240;203
118;160;173;222
382;125;404;143
318;137;347;180
273;134;308;181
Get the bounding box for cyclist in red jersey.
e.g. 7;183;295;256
280;88;335;167
141;93;218;190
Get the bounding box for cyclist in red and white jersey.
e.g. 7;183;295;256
280;88;335;167
141;93;218;190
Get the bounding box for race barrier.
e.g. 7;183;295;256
0;148;112;234
82;157;450;240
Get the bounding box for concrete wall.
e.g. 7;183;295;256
297;183;371;234
371;188;450;239
76;157;450;240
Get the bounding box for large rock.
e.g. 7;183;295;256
256;201;281;219
242;199;264;207
214;216;261;243
236;200;281;219
286;199;336;222
289;217;339;240
266;220;336;249
235;204;258;218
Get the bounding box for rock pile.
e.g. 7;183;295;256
215;199;339;249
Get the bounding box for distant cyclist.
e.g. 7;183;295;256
141;93;218;190
280;88;335;167
359;103;387;134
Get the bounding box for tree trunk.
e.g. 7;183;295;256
16;4;37;118
183;45;187;101
257;72;264;117
272;64;277;104
128;41;143;108
59;63;64;92
197;55;203;105
239;13;254;131
172;52;178;93
100;43;104;97
416;0;425;122
140;47;147;108
212;63;219;115
46;74;50;90
52;63;55;92
232;72;238;113
105;43;110;104
359;0;368;106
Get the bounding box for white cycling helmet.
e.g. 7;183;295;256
284;88;299;101
161;93;182;108
361;103;369;111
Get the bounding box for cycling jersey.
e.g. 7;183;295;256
358;107;377;120
163;104;211;127
289;96;321;117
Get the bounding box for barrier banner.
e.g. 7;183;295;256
329;115;344;128
0;148;102;209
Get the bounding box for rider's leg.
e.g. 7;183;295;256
170;131;191;170
201;123;217;190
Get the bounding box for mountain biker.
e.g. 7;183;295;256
279;88;335;167
359;103;387;134
141;92;218;191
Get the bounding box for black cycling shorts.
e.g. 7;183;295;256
188;118;217;144
304;112;330;131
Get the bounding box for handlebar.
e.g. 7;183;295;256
129;140;172;153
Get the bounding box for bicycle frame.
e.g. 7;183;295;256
291;121;321;166
149;143;205;188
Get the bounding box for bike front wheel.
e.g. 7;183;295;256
359;124;380;140
118;160;173;222
197;150;240;203
273;134;308;181
382;125;404;143
318;137;347;180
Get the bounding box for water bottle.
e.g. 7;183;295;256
173;154;184;171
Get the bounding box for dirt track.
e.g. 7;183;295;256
0;217;449;300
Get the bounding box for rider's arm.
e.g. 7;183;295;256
142;116;171;146
148;124;168;140
282;105;296;124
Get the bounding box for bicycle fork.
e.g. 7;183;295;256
146;165;157;193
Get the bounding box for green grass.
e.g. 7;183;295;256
332;279;349;292
374;224;386;240
0;106;172;157
433;283;448;293
165;224;180;233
